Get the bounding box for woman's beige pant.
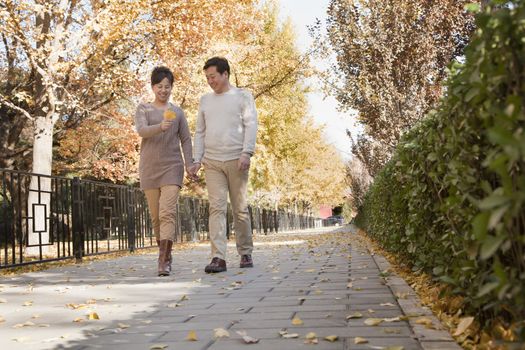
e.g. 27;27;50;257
144;185;180;241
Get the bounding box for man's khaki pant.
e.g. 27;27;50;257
144;185;180;241
203;158;253;260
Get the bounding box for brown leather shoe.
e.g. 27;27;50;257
204;257;227;273
240;254;253;268
158;240;173;276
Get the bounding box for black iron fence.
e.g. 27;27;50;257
0;168;330;268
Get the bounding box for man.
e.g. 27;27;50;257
191;57;258;273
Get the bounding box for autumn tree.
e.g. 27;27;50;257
322;0;478;175
54;0;260;183
235;3;346;212
0;0;154;251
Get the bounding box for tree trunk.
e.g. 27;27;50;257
26;117;54;255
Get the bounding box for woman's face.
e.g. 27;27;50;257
152;77;172;103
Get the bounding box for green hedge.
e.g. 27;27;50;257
355;2;525;335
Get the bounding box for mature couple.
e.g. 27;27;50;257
134;57;257;276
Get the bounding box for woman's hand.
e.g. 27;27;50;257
160;120;172;131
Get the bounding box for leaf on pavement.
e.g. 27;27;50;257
214;328;230;339
304;332;318;344
73;317;84;323
364;318;383;326
88;312;100;320
346;312;363;319
354;336;368;344
453;316;474;336
415;317;433;326
22;301;33;306
13;321;35;328
291;316;304;325
186;330;198;341
282;333;299;339
0;298;7;303
324;335;339;342
347;282;353;288
380;302;396;307
118;323;130;329
236;330;259;344
150;345;168;349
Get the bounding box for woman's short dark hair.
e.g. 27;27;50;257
151;66;174;86
203;57;230;76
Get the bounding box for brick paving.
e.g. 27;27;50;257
0;226;461;350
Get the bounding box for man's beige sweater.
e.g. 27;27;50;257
193;87;258;163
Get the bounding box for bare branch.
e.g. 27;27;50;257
0;94;34;120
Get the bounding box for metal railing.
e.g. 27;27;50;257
0;168;330;268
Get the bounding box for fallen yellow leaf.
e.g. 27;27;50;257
415;317;433;326
236;330;259;344
364;318;383;326
118;323;130;329
304;332;318;344
73;317;84;323
354;336;368;344
186;330;198;341
13;321;35;328
213;328;230;339
282;333;299;339
150;344;168;350
88;312;99;320
22;301;33;306
292;316;304;325
453;316;474;336
346;312;363;319
324;335;339;342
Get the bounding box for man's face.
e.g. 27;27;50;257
205;66;229;93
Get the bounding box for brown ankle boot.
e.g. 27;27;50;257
158;240;173;276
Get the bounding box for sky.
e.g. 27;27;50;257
278;0;358;161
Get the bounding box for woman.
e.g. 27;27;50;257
135;66;193;276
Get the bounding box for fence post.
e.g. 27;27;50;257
127;187;136;252
189;198;198;242
72;177;83;263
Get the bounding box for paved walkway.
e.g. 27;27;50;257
0;226;461;350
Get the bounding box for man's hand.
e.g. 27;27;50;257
238;153;251;171
186;162;201;181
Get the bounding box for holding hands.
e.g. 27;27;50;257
186;162;201;182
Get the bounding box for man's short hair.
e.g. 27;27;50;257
151;66;174;86
203;57;230;76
